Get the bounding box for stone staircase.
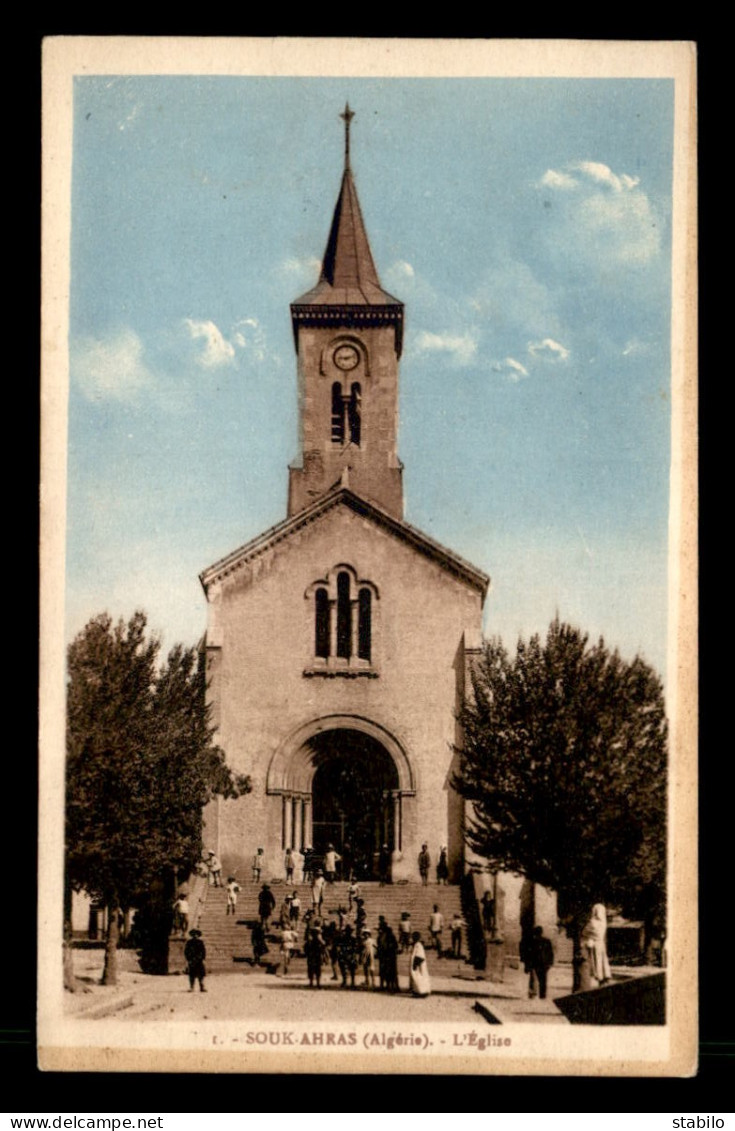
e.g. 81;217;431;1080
195;880;464;972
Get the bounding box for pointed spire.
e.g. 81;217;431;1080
340;102;355;170
292;106;402;308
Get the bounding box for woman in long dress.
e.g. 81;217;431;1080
409;931;431;997
582;902;612;985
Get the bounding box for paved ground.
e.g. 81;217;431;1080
65;948;580;1025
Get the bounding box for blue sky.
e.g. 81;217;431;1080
66;76;674;677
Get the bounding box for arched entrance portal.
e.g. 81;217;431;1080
268;714;414;882
310;729;399;880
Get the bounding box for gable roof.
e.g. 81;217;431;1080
199;486;490;600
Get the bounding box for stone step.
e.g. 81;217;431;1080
195;880;465;967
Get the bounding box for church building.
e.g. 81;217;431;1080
199;107;490;884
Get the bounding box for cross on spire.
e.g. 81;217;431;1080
340;102;355;169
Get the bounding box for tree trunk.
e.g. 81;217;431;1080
101;902;120;986
63;876;76;992
571;923;583;992
63;938;77;992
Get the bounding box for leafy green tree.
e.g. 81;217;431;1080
455;618;667;988
66;611;249;985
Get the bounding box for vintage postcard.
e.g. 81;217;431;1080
39;38;697;1075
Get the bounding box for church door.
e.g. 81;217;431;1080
310;729;399;880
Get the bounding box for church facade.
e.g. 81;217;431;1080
200;110;489;884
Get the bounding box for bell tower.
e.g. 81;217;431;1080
288;105;405;520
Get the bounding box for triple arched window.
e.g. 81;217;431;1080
308;566;378;673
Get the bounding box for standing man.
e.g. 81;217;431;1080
303;846;315;885
337;925;358;988
172;893;189;938
481;890;496;935
252;847;264;882
311;870;325;917
258;883;276;929
361;928;377;989
418;844;431;887
450;912;465;959
284;847;295;883
429;904;444;954
207;850;222;888
529;925;555;999
289;890;301;927
225;876;241;917
323;844;341;884
378;844;391;886
280;924;297;976
184;929;207;993
304;923;325;989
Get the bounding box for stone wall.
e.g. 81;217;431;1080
203;500;484;883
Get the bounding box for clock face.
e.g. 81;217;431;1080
334;345;359;371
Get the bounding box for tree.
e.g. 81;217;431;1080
455;618;667;988
66;611;249;985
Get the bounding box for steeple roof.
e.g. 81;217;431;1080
293;105;402;309
293;166;402;308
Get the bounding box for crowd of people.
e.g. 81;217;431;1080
197;843;456;888
174;846;616;1002
180;842;470;996
244;880;467;997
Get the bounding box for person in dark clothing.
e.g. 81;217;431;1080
304;925;326;988
322;918;340;981
398;911;412;953
379;920;399;992
436;846;449;885
378;844;391;886
341;840;353;882
377;917;389;989
303;846;315;885
529;925;554;999
336;925;358;988
184;929;207;992
519;929;537;997
418;844;431;886
251;921;268;966
258;884;276;929
289;890;301;926
481;891;496;934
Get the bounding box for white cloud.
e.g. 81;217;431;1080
232;317;268;363
572;161;640;193
538;161;660;265
470;258;561;340
540;169;578;190
118;102;142;131
491;357;529;381
528;338;570;362
415;330;478;365
384;260;440;308
387;259;415;279
579;189;659;263
622;337;652;357
73;328;152;402
184;319;236;368
282;255;321;278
